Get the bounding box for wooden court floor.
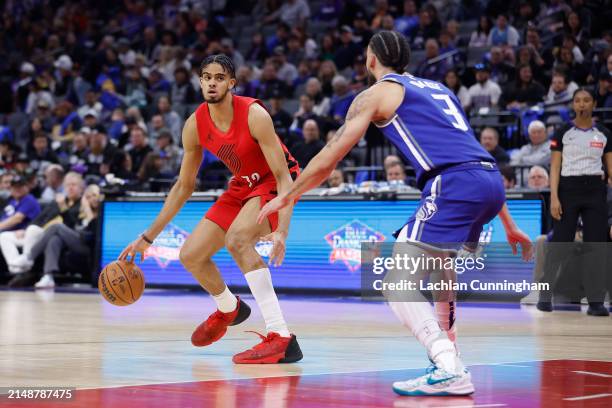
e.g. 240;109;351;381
0;289;611;407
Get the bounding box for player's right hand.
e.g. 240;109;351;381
550;196;562;221
118;235;151;263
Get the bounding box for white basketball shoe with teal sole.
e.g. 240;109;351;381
392;365;475;396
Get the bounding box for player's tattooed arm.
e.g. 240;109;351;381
285;88;379;199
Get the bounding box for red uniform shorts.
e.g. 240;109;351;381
205;177;280;232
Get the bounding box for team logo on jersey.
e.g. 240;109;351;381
325;220;385;272
591;134;604;149
415;197;438;221
144;223;190;268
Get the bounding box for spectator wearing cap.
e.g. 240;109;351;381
263;0;310;28
40;164;65;204
117;38;136;66
352;11;373;48
53;55;75;99
13;154;30;175
86;126;117;177
154;129;182;175
171;66;198;106
272;46;298;89
77;90;103;121
127;126;153;175
291;119;325;168
511;120;551;183
0;175;40;233
500;64;546;110
545;69;579;106
14;62;36;111
334;26;362;71
487;14;520;47
415;38;449;82
82;108;99;129
395;0;419;37
479;127;509;165
467;64;502;112
255;62;288;99
25;76;54;115
28;134;59;174
157;96;183;145
330;76;356;125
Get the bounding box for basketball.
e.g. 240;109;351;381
98;260;145;306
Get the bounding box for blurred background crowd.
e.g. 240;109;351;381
0;0;611;287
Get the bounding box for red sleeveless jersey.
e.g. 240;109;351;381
194;95;298;188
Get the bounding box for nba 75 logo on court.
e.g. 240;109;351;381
144;223;190;268
325;220;385;272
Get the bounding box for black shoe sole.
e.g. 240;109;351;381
229;298;251;326
587;308;610;316
536;302;553;312
278;334;303;363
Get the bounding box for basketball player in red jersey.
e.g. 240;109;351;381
118;55;303;364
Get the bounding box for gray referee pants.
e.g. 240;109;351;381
30;224;90;276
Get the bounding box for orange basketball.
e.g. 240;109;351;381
98;260;145;306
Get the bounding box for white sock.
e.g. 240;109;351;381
245;267;290;337
213;286;238;313
430;337;461;374
388;301;443;346
434;301;457;343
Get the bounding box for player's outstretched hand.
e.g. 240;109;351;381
257;194;289;225
118;235;151;263
506;227;533;261
259;230;287;267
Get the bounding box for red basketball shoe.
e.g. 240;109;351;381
191;296;251;347
232;331;303;364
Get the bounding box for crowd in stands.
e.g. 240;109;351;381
0;0;611;286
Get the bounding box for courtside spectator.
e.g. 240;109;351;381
480;127;509;164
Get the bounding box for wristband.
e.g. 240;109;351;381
141;233;154;245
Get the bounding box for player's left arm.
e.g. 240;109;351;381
249;103;295;265
287;87;379;199
498;203;533;261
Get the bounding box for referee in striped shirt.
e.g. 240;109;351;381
538;88;612;315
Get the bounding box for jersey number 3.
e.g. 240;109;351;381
431;94;469;131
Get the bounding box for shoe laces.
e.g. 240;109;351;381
245;331;280;349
